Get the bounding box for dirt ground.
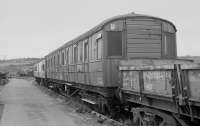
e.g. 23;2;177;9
0;78;121;126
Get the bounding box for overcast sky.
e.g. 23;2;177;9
0;0;199;59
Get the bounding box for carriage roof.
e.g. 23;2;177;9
46;13;176;57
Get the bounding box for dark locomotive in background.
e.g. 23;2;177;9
0;72;8;85
34;13;200;126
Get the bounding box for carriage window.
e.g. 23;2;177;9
107;31;122;56
91;35;96;60
46;60;48;69
57;54;60;65
68;46;73;64
47;59;51;68
89;37;93;60
96;38;102;60
163;32;176;58
54;56;56;66
78;42;83;63
51;58;53;67
65;48;68;65
56;54;58;65
73;45;78;63
84;39;89;62
46;59;48;68
49;58;50;68
61;52;65;65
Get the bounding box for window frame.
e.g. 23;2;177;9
91;35;96;61
57;53;60;65
77;41;83;63
73;44;78;64
89;36;93;61
54;55;56;66
68;46;73;65
61;51;65;65
96;37;103;60
65;48;69;65
83;39;89;62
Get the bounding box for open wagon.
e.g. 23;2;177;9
119;59;200;126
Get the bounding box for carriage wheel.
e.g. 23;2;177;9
131;108;177;126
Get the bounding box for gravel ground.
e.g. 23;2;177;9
0;78;82;126
34;80;123;126
0;78;122;126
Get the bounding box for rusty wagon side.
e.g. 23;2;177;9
119;59;200;126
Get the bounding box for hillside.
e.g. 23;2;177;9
0;58;42;76
179;56;200;63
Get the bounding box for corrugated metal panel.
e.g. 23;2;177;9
127;47;161;53
126;19;162;58
127;30;161;35
128;43;161;48
127;34;161;39
126;19;158;24
127;25;161;30
127;39;160;44
127;53;161;58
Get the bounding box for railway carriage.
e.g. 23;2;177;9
33;13;200;125
33;59;46;84
45;13;177;91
